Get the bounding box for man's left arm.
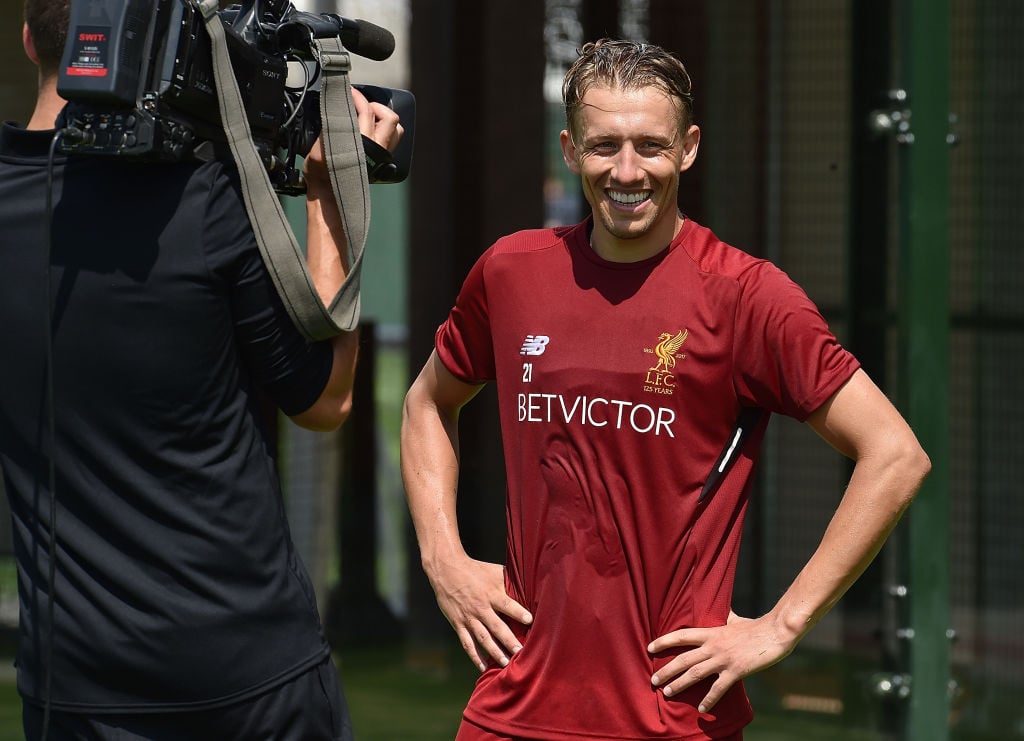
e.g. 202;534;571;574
648;368;931;712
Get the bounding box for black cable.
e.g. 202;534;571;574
38;129;70;741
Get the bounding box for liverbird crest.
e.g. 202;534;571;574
651;329;688;373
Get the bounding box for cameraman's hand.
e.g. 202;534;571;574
354;86;404;154
303;87;403;190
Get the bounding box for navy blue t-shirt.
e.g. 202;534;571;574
0;121;335;711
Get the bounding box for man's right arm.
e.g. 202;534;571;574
401;350;533;671
289;89;402;431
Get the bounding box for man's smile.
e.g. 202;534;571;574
607;189;652;207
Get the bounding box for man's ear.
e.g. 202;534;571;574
559;129;582;175
679;124;701;173
23;23;41;67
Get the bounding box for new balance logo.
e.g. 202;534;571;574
520;335;550;356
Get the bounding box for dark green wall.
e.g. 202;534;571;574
1;0;38;126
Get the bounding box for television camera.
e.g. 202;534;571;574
56;0;415;192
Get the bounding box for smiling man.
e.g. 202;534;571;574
401;39;930;741
561;76;698;260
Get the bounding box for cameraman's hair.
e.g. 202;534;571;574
562;39;694;139
24;0;70;78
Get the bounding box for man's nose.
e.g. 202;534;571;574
611;144;643;182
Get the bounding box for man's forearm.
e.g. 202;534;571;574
767;440;929;643
400;395;467;574
304;180;348;305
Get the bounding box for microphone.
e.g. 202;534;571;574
279;13;396;61
329;15;396;62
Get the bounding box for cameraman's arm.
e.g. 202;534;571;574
289;89;402;432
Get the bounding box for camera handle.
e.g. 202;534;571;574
195;0;369;340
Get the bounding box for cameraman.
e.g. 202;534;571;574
0;1;401;739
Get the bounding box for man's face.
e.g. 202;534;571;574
561;84;699;262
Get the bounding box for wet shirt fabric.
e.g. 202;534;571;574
435;217;860;740
0;121;334;711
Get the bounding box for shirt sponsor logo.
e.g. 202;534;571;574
520;334;550;356
643;329;688;396
517;393;676;437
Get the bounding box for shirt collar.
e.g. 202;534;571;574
0;121;65;161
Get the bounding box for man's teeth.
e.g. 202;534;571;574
608;191;650;205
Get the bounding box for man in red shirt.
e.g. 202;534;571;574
401;39;930;740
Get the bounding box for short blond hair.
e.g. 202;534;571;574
562;38;695;140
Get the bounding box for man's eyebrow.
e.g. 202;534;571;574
580;131;678;145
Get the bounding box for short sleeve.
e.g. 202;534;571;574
201;162;334;416
732;261;860;420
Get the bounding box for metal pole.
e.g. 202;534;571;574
897;0;952;738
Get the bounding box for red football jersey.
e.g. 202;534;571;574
435;218;860;740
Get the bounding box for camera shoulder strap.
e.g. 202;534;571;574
195;0;369;341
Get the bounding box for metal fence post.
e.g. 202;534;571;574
897;0;952;738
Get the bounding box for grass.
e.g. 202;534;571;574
340;644;476;741
0;673;21;741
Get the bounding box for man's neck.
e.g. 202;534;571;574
589;213;686;264
27;78;65;131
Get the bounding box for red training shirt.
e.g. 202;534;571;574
435;218;860;740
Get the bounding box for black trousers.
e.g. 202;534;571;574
22;657;353;741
